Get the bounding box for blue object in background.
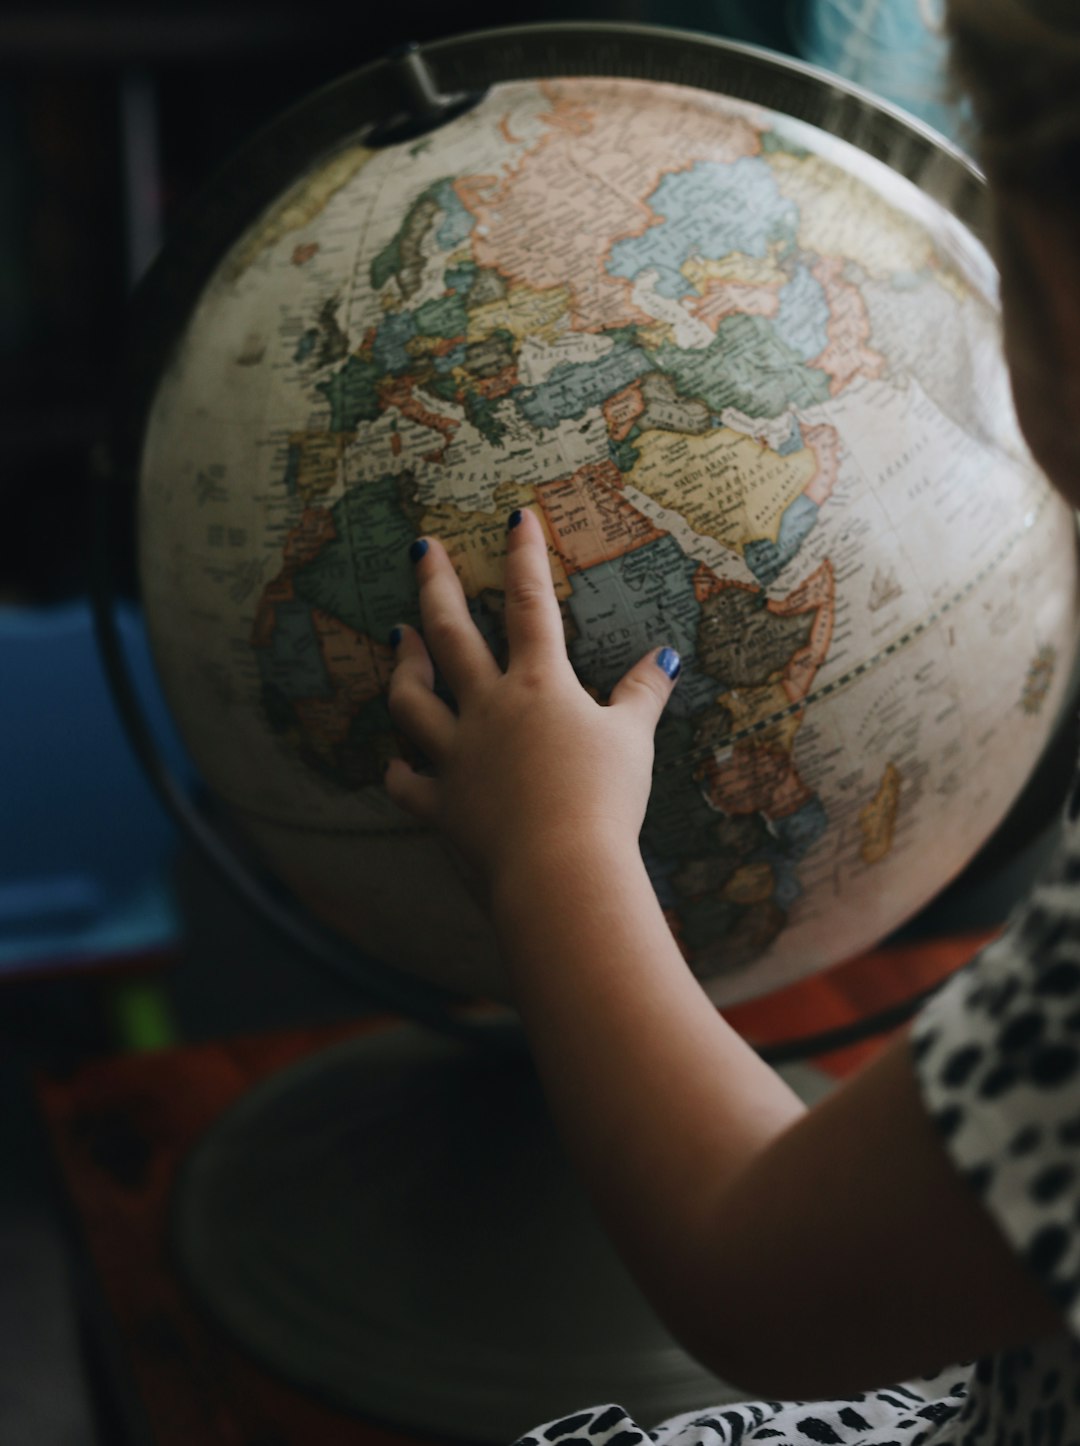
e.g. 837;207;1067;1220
794;0;964;140
0;599;194;975
642;0;797;53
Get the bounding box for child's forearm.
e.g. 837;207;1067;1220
491;831;806;1353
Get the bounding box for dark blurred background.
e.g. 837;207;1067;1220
1;6;801;1443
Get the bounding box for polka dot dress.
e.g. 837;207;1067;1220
513;782;1080;1446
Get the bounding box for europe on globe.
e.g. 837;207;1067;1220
138;73;1080;1006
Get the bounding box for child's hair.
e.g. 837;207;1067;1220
946;0;1080;204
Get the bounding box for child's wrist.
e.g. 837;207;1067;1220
488;827;645;931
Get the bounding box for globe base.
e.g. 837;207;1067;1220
172;1025;831;1438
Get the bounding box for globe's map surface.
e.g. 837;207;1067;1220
140;75;1080;1004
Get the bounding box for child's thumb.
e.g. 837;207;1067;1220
609;646;681;729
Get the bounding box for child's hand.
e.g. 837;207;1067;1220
384;508;681;898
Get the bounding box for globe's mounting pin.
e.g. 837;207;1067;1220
395;43;449;122
367;42;486;148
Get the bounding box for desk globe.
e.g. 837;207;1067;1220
123;24;1080;1441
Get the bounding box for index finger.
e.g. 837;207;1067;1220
412;536;500;697
503;507;568;669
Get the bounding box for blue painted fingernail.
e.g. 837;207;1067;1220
409;538;429;564
656;647;681;680
389;626;403;649
507;509;523;531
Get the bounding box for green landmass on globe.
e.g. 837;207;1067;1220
138;76;1080;1004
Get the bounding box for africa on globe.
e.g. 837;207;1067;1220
138;74;1080;1005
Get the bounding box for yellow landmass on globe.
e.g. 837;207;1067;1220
467;282;571;346
859;762;902;865
723;681;802;755
1022;645;1057;715
227;144;374;280
419;487;572;600
635;323;678;351
682;252;788;292
627;427;817;553
722;861;776;906
405;334;454;357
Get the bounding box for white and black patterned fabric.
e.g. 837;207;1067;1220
513;778;1080;1446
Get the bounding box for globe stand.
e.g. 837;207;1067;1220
172;1023;835;1440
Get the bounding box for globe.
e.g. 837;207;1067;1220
135;35;1080;1009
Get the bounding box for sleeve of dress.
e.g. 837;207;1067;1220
910;781;1080;1335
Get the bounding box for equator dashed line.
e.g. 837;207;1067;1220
228;495;1052;837
655;493;1051;775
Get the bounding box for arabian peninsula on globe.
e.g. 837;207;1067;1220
139;75;1080;1005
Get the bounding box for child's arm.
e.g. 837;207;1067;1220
386;510;1062;1397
